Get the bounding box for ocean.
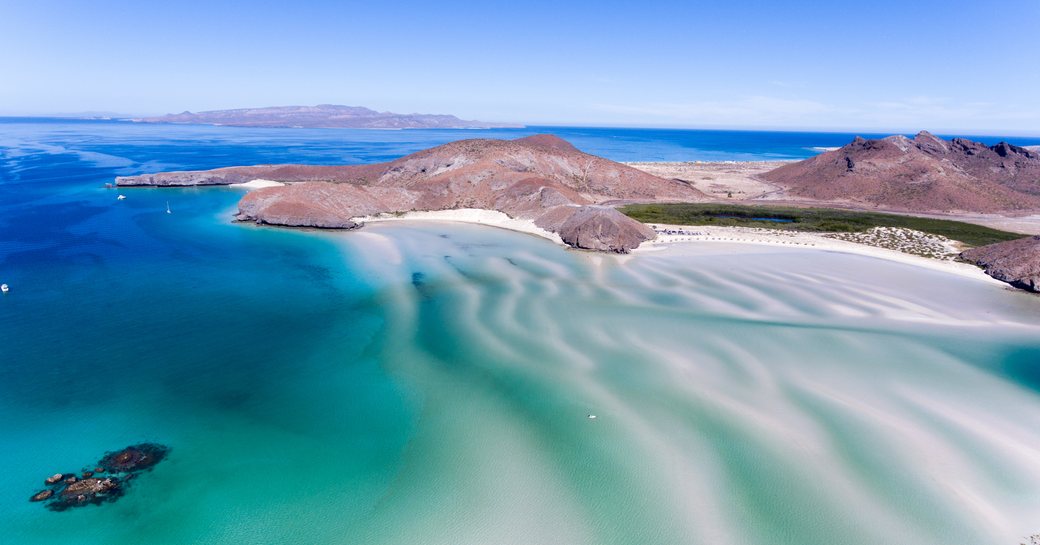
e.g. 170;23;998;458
2;119;1040;545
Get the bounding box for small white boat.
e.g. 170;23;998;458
166;201;172;214
587;414;597;420
117;195;127;200
1;284;8;293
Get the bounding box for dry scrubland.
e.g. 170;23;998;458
624;161;783;199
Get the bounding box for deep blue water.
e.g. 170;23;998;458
3;118;1038;169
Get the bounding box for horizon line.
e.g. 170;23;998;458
1;114;1039;139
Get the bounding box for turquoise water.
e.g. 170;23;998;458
3;120;1040;544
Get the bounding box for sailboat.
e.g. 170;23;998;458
166;201;172;214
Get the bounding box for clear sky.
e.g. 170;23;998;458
3;0;1039;134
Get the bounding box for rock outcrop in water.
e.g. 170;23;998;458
135;104;520;129
960;236;1040;292
98;443;169;473
29;443;169;511
763;131;1040;213
117;135;706;252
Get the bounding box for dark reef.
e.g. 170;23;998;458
30;443;169;511
98;443;169;473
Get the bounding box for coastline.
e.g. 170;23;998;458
334;207;1003;286
229;179;285;189
218;168;1012;288
634;223;1002;285
353;208;566;245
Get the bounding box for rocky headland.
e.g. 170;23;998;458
117;135;708;252
762;131;1040;213
135;104;521;129
961;236;1040;292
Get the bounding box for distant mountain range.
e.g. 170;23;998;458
133;105;522;130
763;131;1040;213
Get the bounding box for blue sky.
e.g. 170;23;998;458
2;0;1039;133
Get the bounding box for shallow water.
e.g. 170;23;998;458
3;121;1040;544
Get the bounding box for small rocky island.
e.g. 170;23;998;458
29;443;169;511
117;135;707;252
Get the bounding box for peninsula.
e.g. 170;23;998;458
134;104;521;130
116;132;1040;290
117;135;704;252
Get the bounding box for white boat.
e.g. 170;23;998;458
117;195;127;200
1;284;8;293
587;414;597;420
166;201;172;214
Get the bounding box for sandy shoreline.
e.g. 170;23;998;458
634;223;1002;285
341;207;1003;286
230;179;286;189
354;208;566;245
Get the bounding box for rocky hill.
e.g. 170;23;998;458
135;104;520;129
117;135;707;252
961;236;1040;292
762;131;1040;213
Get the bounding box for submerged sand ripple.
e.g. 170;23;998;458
335;223;1040;545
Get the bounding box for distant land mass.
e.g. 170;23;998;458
133;104;522;130
763;131;1040;214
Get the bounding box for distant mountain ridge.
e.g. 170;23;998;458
134;104;522;129
763;131;1040;213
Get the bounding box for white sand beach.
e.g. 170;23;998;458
354;208;566;245
345;208;1002;286
636;223;1002;285
230;179;286;189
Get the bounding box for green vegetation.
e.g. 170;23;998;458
620;203;1024;247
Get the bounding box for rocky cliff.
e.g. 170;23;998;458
135;104;520;129
961;236;1040;292
117;135;705;252
762;131;1040;213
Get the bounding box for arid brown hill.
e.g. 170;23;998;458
961;236;1040;292
117;135;707;252
763;131;1040;213
135;104;520;129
